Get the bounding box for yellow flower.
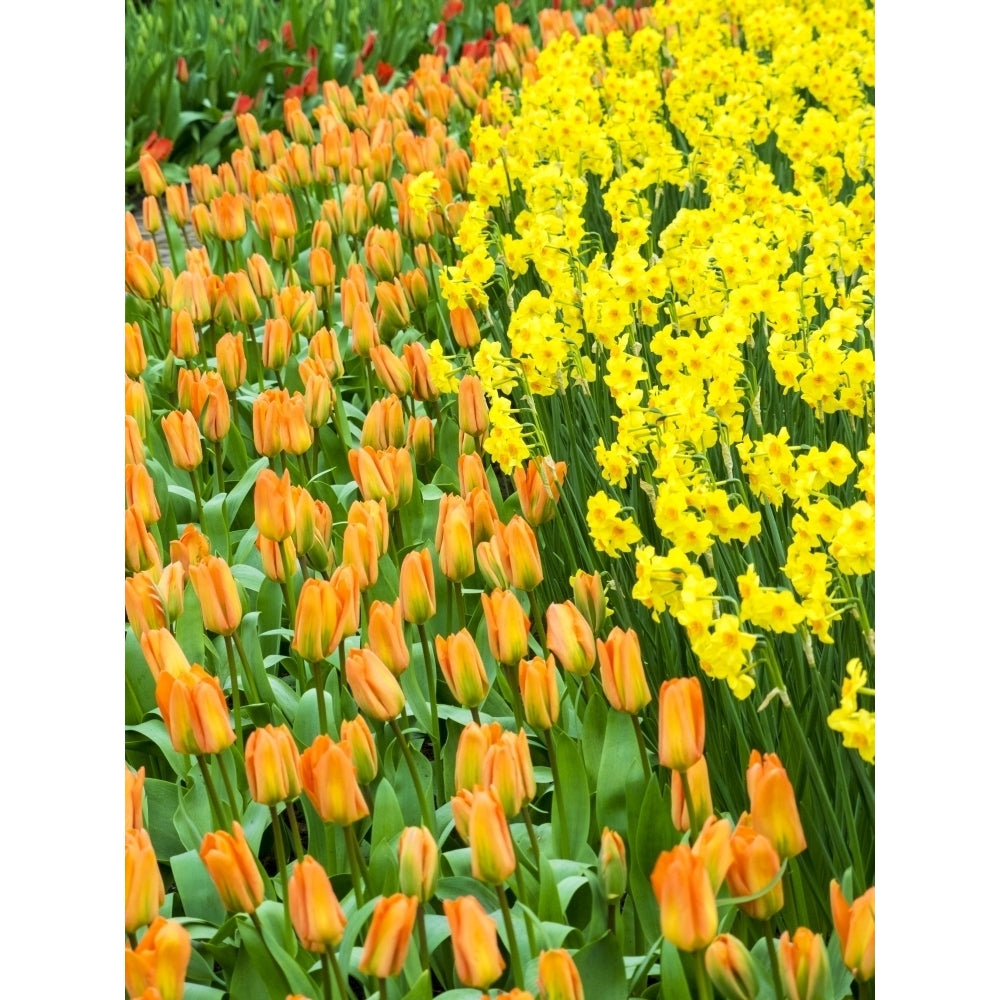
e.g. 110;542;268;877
587;492;642;558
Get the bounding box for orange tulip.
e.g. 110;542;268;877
658;677;705;772
125;506;162;576
361;395;406;450
546;601;596;676
519;655;560;730
670;754;713;833
505;515;544;591
349;499;391;557
570;569;608;635
468;786;516;885
245;724;302;805
435;494;475;582
513;456;566;526
254;468;296;542
161;409;203;471
397;825;439;901
126;765;146;832
156;664;235;755
650;844;718;952
125;322;148;377
457;374;488;436
454;722;504;794
692;815;734;894
367;599;409;675
597;627;652;714
125;572;167;637
778;927;833;1000
125;828;165;933
599;828;627;900
345;647;406;722
725;818;784;921
188;556;243;636
403;342;439;401
444;896;506;989
477;529;512;591
139;627;190;680
538;948;585;1000
126;414;145;466
138;152;167;196
481;589;530;666
482;729;536;818
746;750;807;860
705;934;759;1000
125;250;161;299
299;734;370;826
351;300;380;357
340;715;379;784
169;308;199;360
210;192;247;241
124;916;190;1000
170;522;210;573
291;578;339;661
262;316;294;370
288;855;348;951
342;521;380;590
458;452;490;497
830;881;875;982
449;305;481;349
399;547;436;624
200;372;231;442
199;822;265;913
359;893;418;978
435;629;490;708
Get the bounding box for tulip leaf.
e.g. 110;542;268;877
371;775;405;848
581;693;608;785
238;613;276;705
629;778;673;947
428;991;481;1000
176;582;206;665
203;492;230;560
436;875;498;914
401;969;434;1000
144;777;187;860
174;772;214;850
127;718;190;777
400;663;434;737
230;562;266;593
292;688;336;748
126;626;156;724
171;849;226;925
551;730;591;859
826;931;857;1000
230;917;301;1000
576;931;628;1000
537;855;565;923
180;987;225;1000
369;839;398;896
659;939;693;1000
595;708;646;835
226;456;269;528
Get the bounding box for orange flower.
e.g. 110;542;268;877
362;396;406;450
650;844;718;952
597;627;652;714
291;578;339;661
519;655;560;730
746;750;807;860
546;601;596;676
778;927;833;1000
725;818;785;921
570;570;608;635
704;934;759;1000
367;599;409;675
435;494;475;582
481;589;531;666
468;786;516;885
435;629;490;708
288;855;347;951
444;896;506;989
199;822;265;913
658;677;705;772
399;547;436;624
210;192;247;241
348;445;412;510
482;729;536;818
200;372;231;442
513;456;566;526
188;556;243;636
692;815;734;894
169;309;199;360
245;724;302;805
139;627;190;680
298;734;370;826
126;765;146;832
125;506;162;576
599;828;627;900
830;881;875;982
161;410;203;472
125;250;161;299
125;322;147;377
403;342;439;401
538;948;585;1000
449;305;481;349
254;468;296;543
156;664;235;756
340;715;379;784
359;894;418;978
345;647;406;722
408;414;435;464
125;828;165;933
457;375;488;436
670;754;713;833
454;722;503;794
397;825;439;902
138;151;168;195
125;572;167;637
124;916;190;1000
262;316;294;370
342;521;380;590
505;515;544;591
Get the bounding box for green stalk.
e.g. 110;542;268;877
224;635;244;758
269;805;296;954
512;866;538;956
232;632;263;704
693;949;713;1000
286;800;306;861
764;926;786;1000
417;622;445;805
280;540;299;625
325;948;351;1000
631;713;653;782
543;729;570;858
197;755;228;829
680;769;702;839
188;468;205;526
520;805;541;869
218;749;242;816
213;439;226;495
497;886;524;987
344;823;371;902
416;905;429;971
528;588;548;654
312;658;329;735
388;717;436;832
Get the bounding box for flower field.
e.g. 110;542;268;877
123;2;878;998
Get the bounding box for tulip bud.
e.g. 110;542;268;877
546;601;596;676
125;828;166;933
399;547;436;624
199;822;265;913
188;556;243;636
519;655;560;730
670;754;713;834
692;815;734;894
468;488;500;546
403;342;440;404
514;456;566;527
139;152;167;197
597;627;652;714
477;531;511;591
200;372;231;442
125;571;167;637
778;927;833;1000
215;331;247;391
126;765;146;832
156;664;236;755
346;646;406;722
210;191;247;241
254;468;296;542
449;305;481;349
570;569;608;635
705;934;760;1000
309;326;345;380
505;515;544;591
658;677;706;772
362;396;406;450
457;374;488;436
340;715;379;784
538;948;585;1000
481;589;531;666
125;506;163;576
170;522;210;572
599;828;627;900
291;578;339;661
289;855;348;951
124;465;160;524
125;322;148;377
299;734;370;826
746;750;807;860
444;896;506;989
359;893;418;978
126;376;152;437
165;183;191;227
125;250;161;299
367;599;409;674
650;844;718;952
124;917;191;1000
142;195;162;234
726;818;785;921
139;627;190;680
468;786;517;885
436;629;490;709
161;409;203;472
398;825;439;901
435;494;475;582
482;729;536;818
458;452;490;497
245;724;302;805
126;414;145;466
830;881;875;982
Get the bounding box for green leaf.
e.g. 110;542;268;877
596;709;646;835
127;718;190;777
552;729;591;859
144;778;186;861
629;777;674;946
660;939;693;1000
575;932;628;1000
173;773;213;850
227;456;269;528
371;775;405;848
203;492;230;561
401;969;433;1000
171;849;226;925
238;613;276;706
581;694;608;785
126;626;156;725
537;855;565;923
176;582;205;665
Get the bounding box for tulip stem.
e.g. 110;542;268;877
764;925;786;1000
859;981;874;1000
377;978;389;1000
219;750;242;817
286;800;306;861
496;886;524;988
528;589;548;654
693;949;713;1000
232;632;263;705
788;856;809;930
416;905;429;970
512;868;538;955
321;946;335;1000
503;662;526;729
313;659;329;735
224;635;245;758
680;769;702;839
197;755;228;829
188;469;205;525
417;622;445;806
543;729;570;858
453;580;467;626
520;806;541;870
470;705;481;725
325;948;351;1000
389;717;436;832
213;440;226;495
345;823;372;902
631;713;652;783
269;805;295;954
281;543;299;625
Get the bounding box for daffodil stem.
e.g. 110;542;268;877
269;805;295;953
497;886;523;988
543;729;570;858
389;717;435;832
417;622;445;806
